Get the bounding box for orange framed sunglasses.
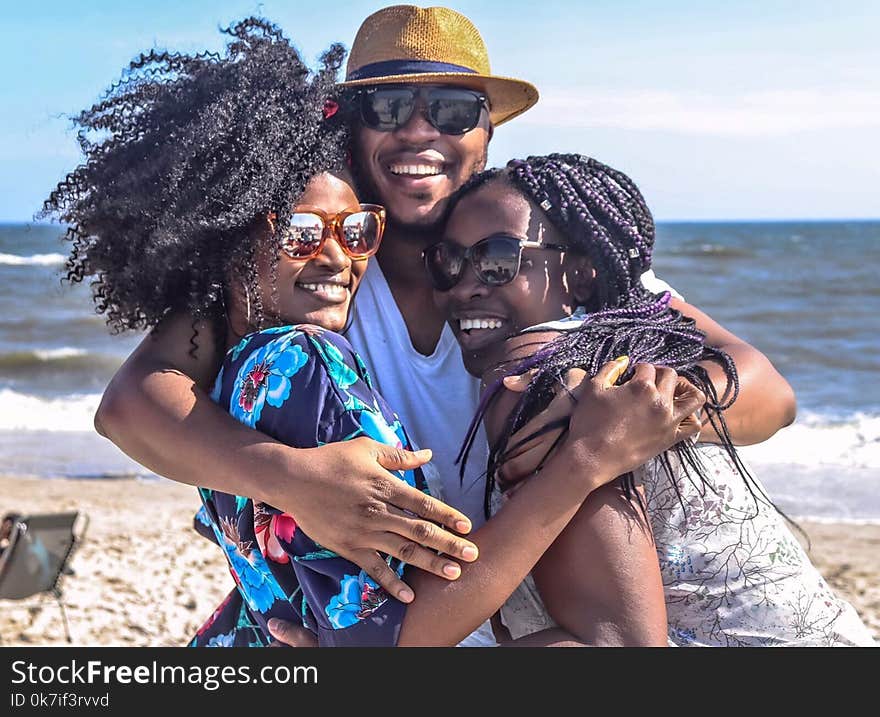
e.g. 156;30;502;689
274;204;386;260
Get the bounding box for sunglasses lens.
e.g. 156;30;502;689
282;214;324;258
341;211;382;257
424;243;465;291
472;237;521;285
361;89;415;131
427;89;484;134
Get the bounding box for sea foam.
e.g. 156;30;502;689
0;388;100;431
739;410;880;470
0;252;66;266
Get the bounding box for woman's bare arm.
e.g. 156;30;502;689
532;483;668;646
671;298;796;445
395;360;701;646
95;312;480;600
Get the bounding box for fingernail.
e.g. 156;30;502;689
614;355;629;364
397;588;415;602
461;546;478;561
443;563;461;578
267;618;281;634
455;519;471;533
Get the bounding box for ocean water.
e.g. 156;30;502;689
1;221;878;521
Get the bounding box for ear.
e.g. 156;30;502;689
569;255;596;306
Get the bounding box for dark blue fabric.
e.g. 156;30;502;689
346;59;477;81
189;325;429;647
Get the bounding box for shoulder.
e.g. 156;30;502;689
224;324;359;362
640;270;683;301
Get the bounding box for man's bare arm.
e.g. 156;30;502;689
95;312;479;600
671;298;796;445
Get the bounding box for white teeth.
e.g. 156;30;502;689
459;318;503;331
299;283;347;298
389;164;442;177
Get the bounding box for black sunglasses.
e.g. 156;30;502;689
423;234;568;291
352;85;489;135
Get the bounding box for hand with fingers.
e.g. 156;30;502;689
267;618;318;647
267;437;479;603
563;357;704;482
496;357;704;492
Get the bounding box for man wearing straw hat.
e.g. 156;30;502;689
95;5;796;644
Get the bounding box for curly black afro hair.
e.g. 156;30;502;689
41;17;350;347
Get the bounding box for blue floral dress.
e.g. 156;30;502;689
189;325;429;647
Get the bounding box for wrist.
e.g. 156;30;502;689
236;442;310;506
542;436;615;497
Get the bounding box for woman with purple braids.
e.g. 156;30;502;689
429;153;875;646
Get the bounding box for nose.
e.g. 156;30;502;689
394;97;441;144
447;260;491;302
311;227;351;273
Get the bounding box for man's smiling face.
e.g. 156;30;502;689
350;84;492;233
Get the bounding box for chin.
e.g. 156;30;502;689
295;307;350;334
390;196;450;230
461;349;491;378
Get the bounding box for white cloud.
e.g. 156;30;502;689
521;88;880;136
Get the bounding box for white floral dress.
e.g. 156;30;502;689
497;444;876;647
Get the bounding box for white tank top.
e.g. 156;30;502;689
344;260;490;527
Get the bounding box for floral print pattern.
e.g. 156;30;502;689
229;337;308;427
190;327;429;647
496;444;875;646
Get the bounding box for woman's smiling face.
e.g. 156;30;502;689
435;179;593;377
229;171;371;337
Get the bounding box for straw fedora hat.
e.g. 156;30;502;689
339;5;539;126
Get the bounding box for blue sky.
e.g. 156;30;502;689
3;0;878;221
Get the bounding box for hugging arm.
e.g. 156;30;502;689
530;483;668;646
671;298;797;445
482;350;668;646
393;361;699;646
236;330;700;646
94;312;478;599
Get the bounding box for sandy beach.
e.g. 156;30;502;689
0;474;877;647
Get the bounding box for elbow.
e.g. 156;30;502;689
94;371;135;441
94;385;119;439
778;379;797;429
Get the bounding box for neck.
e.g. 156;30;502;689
376;224;447;356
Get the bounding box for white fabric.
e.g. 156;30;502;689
641;269;683;300
345;260;489;528
496;444;876;647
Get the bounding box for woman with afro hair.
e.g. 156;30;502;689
42;19;701;646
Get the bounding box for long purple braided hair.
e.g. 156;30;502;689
452;154;779;521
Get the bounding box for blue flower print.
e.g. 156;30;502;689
205;631;235;647
210;366;225;402
230;336;308;427
325;570;389;629
229;337;250;363
212;519;288;614
194;504;212;528
309;337;359;390
358;410;419;489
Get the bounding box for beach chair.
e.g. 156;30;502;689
0;511;89;643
